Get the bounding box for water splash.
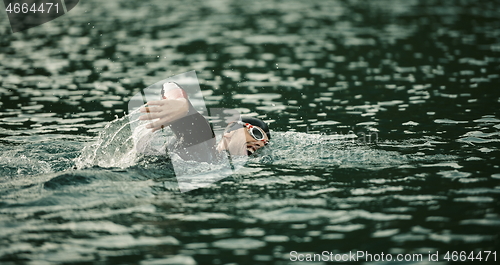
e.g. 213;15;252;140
75;110;142;169
258;131;406;169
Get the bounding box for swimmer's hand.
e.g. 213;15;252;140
138;98;189;132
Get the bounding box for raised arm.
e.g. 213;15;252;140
139;82;215;150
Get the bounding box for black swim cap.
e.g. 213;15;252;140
241;117;271;140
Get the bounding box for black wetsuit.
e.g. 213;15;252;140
168;102;218;163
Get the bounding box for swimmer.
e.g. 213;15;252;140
138;82;271;162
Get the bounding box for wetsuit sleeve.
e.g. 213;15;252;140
169;104;215;148
164;85;217;162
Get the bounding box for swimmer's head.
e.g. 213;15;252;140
241;117;271;141
217;117;271;156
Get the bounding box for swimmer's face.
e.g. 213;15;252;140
217;126;269;156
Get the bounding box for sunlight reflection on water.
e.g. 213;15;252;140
1;0;500;263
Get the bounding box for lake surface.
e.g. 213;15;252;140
1;0;499;264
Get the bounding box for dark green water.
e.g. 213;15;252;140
1;0;500;264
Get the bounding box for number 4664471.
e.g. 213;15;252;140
444;251;496;262
5;3;60;14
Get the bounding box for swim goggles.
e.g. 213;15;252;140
233;121;269;145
